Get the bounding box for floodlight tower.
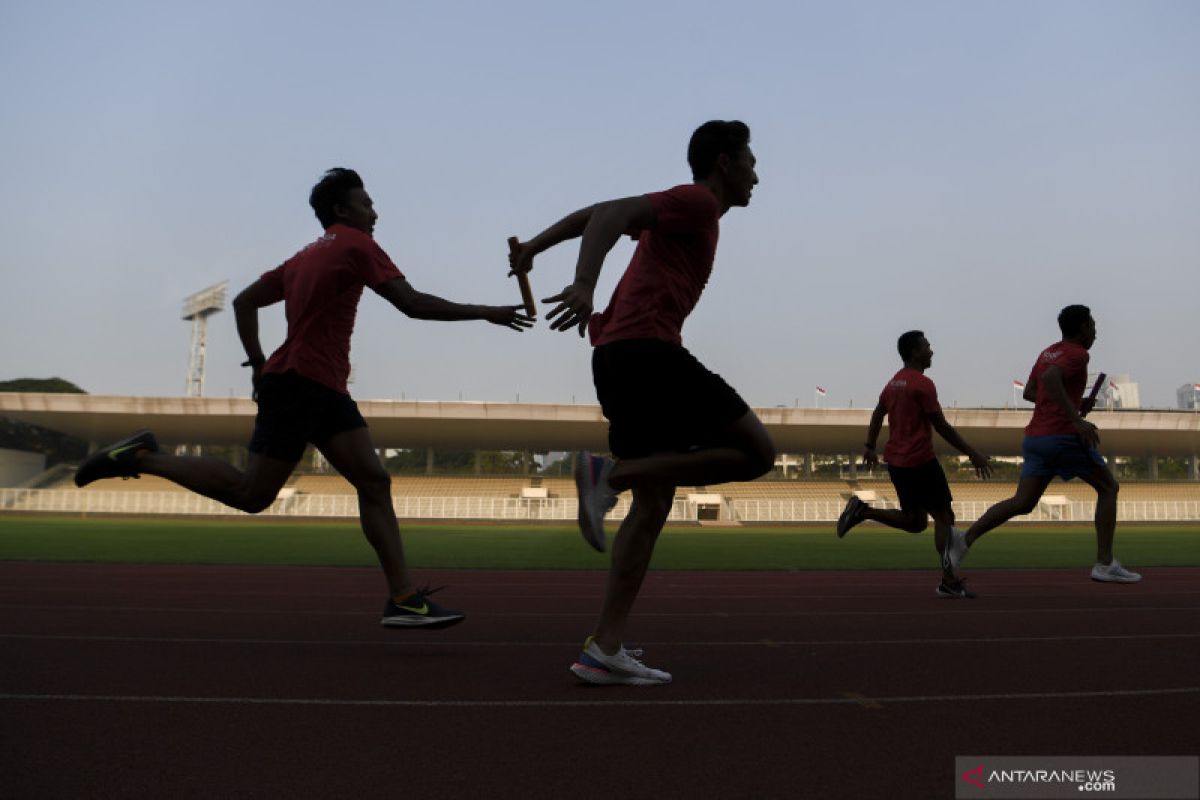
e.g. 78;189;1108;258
182;282;228;398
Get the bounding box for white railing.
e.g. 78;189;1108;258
2;488;1198;523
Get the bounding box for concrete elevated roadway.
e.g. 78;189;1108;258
2;393;1198;460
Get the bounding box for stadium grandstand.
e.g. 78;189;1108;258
2;393;1198;523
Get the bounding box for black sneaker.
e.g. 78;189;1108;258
936;578;978;599
74;430;159;487
836;496;866;538
381;586;465;629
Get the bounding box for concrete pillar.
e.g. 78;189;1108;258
847;453;857;480
1190;453;1199;481
805;454;814;478
425;447;434;475
473;450;481;475
1148;455;1159;480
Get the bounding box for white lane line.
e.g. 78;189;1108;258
0;604;1196;618
1;687;1196;708
2;632;1197;647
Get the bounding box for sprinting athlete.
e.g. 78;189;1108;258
510;121;774;684
944;305;1141;584
837;330;991;598
76;168;533;628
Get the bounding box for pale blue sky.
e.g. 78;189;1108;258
1;0;1197;408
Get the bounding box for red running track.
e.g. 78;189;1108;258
1;562;1197;799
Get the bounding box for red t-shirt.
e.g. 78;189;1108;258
589;184;720;347
259;224;404;394
880;368;941;468
1025;340;1089;436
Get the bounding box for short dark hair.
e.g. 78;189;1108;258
1057;304;1092;337
687;121;751;180
309;168;364;228
897;330;925;361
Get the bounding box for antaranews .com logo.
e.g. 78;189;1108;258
954;756;1198;799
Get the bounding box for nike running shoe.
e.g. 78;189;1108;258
836;496;866;538
74;430;159;487
942;526;970;577
381;586;465;629
574;452;617;552
1090;560;1142;584
936;578;977;599
569;636;672;686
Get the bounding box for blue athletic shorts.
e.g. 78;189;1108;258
1021;435;1105;480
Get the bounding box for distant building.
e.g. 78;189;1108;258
1090;372;1140;409
1178;383;1200;410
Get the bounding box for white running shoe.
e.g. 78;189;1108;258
573;452;617;552
570;637;672;686
1090;560;1142;583
943;527;970;577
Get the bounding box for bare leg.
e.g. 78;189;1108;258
1077;463;1119;564
965;475;1054;546
591;484;675;654
861;507;927;534
137;450;295;513
928;505;956;573
317;427;410;597
608;410;775;491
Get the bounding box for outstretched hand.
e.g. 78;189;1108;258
543;282;594;337
485;305;536;331
969;451;993;479
861;447;879;469
1074;418;1101;449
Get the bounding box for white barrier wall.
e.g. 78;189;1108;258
3;488;1198;523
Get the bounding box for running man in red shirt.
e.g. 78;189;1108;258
837;331;992;598
75;168;533;627
509;121;774;685
944;305;1141;584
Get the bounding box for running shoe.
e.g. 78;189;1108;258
569;636;671;686
381;586;465;629
942;526;969;576
574;451;617;552
1090;560;1142;584
836;496;866;538
936;578;977;599
74;430;159;487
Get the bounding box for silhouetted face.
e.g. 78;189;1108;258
912;336;933;369
336;187;377;235
722;146;759;207
1080;316;1097;349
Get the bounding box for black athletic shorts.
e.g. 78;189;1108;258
592;338;750;459
248;370;367;462
887;458;953;515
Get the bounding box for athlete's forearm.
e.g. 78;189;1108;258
233;299;266;364
526;206;594;257
573;202;632;288
865;406;887;449
933;418;975;457
400;291;490;322
1043;368;1084;423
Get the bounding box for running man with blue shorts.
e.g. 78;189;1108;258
943;305;1141;584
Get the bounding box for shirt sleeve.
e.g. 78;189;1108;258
258;264;287;299
647;185;719;235
350;239;405;289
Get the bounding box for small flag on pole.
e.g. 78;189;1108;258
815;386;827;396
1109;381;1121;396
1013;379;1025;389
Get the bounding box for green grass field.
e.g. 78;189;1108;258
1;515;1199;570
